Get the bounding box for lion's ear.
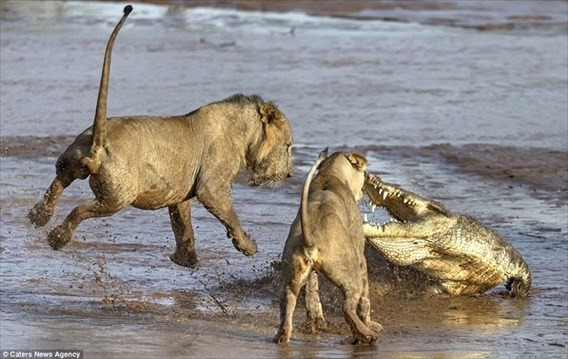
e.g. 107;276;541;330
346;153;368;171
259;102;280;124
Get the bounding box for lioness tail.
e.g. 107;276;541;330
81;5;133;174
301;147;328;248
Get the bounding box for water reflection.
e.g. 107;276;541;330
1;1;66;25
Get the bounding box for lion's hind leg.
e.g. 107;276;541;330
169;200;199;268
28;174;75;227
47;197;129;250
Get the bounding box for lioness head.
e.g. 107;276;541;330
318;151;368;200
247;101;293;186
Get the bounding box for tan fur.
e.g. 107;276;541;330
27;7;293;269
274;150;382;345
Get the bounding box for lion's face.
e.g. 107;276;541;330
247;102;293;187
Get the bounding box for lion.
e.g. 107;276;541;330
27;5;293;269
274;148;382;345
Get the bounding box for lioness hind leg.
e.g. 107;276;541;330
274;285;300;345
47;198;127;250
28;175;74;227
274;260;312;344
168;200;199;268
357;278;383;334
304;270;327;333
341;291;379;345
357;296;383;334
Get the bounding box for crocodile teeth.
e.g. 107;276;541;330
378;188;383;195
371;204;377;213
382;191;388;200
403;198;409;204
364;213;368;223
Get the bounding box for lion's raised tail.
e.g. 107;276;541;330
81;5;133;174
301;148;328;248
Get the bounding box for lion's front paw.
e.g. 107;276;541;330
47;225;72;250
170;250;199;268
28;203;53;227
232;233;258;256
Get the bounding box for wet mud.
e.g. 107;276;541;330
1;1;567;358
1;136;566;357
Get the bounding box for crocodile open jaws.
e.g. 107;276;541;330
363;172;531;297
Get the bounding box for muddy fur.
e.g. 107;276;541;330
274;149;382;345
27;6;293;268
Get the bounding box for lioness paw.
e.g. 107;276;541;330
273;331;291;345
303;317;327;334
369;321;383;334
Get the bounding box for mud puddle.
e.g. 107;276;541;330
1;142;567;358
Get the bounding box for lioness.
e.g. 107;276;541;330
27;6;293;268
274;149;382;345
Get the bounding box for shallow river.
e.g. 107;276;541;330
1;1;567;358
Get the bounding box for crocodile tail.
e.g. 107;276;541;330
506;254;532;297
513;259;532;297
301;148;328;248
81;5;133;174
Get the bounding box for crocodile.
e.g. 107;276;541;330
362;172;531;297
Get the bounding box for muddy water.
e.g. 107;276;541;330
1;1;567;358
